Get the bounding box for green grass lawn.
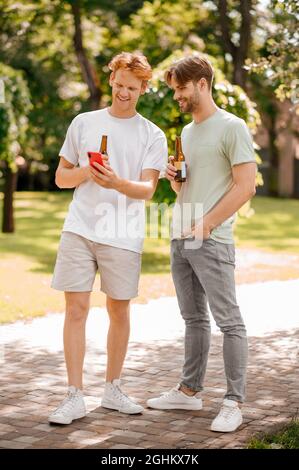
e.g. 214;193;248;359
248;419;299;449
236;197;299;253
0;191;299;323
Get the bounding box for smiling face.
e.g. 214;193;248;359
109;68;146;116
170;76;207;114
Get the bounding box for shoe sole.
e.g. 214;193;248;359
210;417;243;432
48;411;86;425
101;400;143;415
147;403;203;411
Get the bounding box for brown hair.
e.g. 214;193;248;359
108;52;152;81
165;55;214;89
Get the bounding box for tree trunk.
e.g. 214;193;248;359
71;0;102;110
276;100;296;197
218;0;252;89
277;136;295;197
2;165;17;233
232;54;247;89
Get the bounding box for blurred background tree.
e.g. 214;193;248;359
245;0;299;197
0;63;32;232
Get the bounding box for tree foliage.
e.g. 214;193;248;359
102;0;210;67
246;0;299;103
0;63;32;169
0;62;32;232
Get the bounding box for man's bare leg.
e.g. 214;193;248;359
105;296;130;382
102;296;143;414
63;291;90;389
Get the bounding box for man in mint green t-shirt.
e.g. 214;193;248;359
147;54;257;433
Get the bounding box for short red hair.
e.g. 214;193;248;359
108;52;152;81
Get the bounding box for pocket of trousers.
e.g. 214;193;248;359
216;242;235;265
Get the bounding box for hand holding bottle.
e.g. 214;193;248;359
165;156;178;181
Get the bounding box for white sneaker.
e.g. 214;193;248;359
147;384;203;410
211;399;243;432
48;386;86;425
101;379;144;414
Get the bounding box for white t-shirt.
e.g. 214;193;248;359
59;108;168;253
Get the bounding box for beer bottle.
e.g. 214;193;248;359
99;135;108;156
174;136;186;182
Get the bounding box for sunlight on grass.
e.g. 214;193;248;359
236;197;299;253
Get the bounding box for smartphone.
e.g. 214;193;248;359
88;151;104;169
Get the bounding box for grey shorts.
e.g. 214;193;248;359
51;231;141;300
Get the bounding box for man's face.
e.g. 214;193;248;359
171;77;203;113
110;69;146;111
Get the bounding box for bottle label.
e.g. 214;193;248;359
175;162;186;176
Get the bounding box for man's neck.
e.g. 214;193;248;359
108;104;137;119
192;101;218;124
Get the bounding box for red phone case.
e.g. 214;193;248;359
88;151;104;169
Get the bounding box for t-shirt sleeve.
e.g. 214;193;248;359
223;119;256;167
141;133;168;176
59;116;81;165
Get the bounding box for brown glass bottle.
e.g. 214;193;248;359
174;136;186;182
99;135;108;156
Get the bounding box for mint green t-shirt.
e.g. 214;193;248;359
172;108;256;244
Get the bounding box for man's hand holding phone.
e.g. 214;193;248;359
88;152;121;190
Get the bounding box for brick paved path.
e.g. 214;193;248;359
0;327;298;449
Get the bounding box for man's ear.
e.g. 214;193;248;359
198;78;207;91
140;80;148;96
109;72;115;87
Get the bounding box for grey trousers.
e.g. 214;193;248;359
171;238;248;402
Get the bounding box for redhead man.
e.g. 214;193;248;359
49;52;167;424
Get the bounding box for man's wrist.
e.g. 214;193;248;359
204;216;216;235
114;177;125;193
82;166;90;181
171;180;182;193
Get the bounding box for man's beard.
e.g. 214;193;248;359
180;90;201;113
184;99;196;113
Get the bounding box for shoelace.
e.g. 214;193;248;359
111;385;134;405
218;405;237;421
161;388;179;399
52;392;80;415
